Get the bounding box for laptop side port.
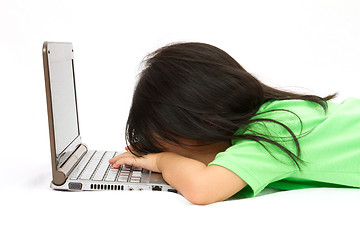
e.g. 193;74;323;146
152;185;162;191
167;189;177;193
68;182;82;190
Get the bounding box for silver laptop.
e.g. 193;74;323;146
42;41;176;193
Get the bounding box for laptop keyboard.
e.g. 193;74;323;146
69;150;143;183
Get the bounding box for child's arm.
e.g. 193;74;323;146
158;152;247;205
109;152;247;205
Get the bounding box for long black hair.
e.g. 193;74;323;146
126;42;336;168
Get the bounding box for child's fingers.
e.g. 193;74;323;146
109;152;127;164
111;156;134;168
109;152;144;169
108;156;118;164
109;151;132;164
110;152;161;173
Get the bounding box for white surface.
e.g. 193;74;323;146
1;0;360;239
1;165;360;239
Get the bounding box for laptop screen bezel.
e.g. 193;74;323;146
43;42;82;175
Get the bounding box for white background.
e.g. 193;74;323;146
1;0;360;239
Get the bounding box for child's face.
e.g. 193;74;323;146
158;139;231;165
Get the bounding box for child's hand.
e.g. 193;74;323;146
109;149;162;173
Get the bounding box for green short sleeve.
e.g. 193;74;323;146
209;140;297;197
208;98;360;198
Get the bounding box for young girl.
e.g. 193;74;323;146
109;42;360;205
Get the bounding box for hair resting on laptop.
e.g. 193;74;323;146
125;42;336;168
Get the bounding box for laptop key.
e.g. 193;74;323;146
122;165;132;171
105;166;119;181
92;162;110;181
131;171;142;178
79;151;105;180
130;177;141;183
117;176;129;182
92;151;116;181
69;150;95;180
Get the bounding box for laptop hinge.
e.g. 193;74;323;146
58;144;88;178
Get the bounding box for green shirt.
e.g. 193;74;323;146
208;97;360;198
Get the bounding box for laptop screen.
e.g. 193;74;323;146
47;44;80;159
